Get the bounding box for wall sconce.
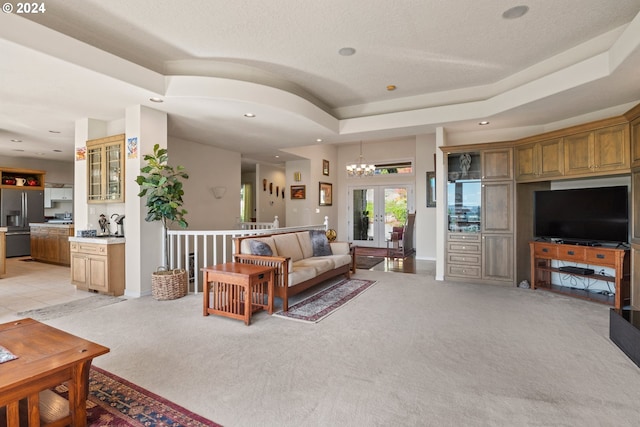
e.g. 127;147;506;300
211;186;227;199
294;172;302;182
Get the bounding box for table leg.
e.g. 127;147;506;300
267;270;274;315
244;281;251;325
203;275;210;316
27;393;39;426
7;401;19;427
69;361;91;427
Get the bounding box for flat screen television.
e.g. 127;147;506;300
533;186;629;244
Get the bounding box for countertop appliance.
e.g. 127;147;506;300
0;188;45;257
47;212;73;224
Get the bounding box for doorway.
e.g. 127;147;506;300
348;185;414;247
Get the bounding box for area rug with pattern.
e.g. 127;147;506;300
51;366;222;426
274;278;377;323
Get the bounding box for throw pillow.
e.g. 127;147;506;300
309;230;332;256
249;240;273;256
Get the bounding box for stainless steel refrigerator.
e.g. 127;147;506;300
0;188;45;257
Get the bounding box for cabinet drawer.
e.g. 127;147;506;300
585;250;616;267
448;233;480;242
70;242;107;255
447;264;481;278
448;242;481;253
557;246;586;260
534;243;558;258
447;253;481;265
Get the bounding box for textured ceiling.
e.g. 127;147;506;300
1;0;640;165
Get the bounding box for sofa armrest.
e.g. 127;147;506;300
234;254;290;288
330;241;351;255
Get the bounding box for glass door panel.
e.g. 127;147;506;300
349;185;413;247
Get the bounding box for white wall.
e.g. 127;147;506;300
2;157;74;184
415;134;437;260
255;164;286;225
169;137;241;230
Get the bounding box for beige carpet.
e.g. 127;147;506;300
44;268;640;427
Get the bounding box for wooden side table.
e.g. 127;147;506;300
202;263;274;325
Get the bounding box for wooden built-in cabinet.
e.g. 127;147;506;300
30;225;74;266
70;240;125;296
87;134;125;203
446;147;515;284
0;167;45;189
515;138;564;181
564;124;629;176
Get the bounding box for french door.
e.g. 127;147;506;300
348;185;414;247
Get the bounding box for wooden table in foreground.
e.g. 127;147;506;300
202;263;274;325
0;318;110;427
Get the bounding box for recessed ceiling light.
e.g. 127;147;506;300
244;113;256;118
386;85;397;91
479;121;490;125
338;47;356;56
48;130;61;134
10;139;22;142
275;155;280;158
53;149;62;152
149;97;164;103
316;138;323;143
12;149;24;152
502;5;529;19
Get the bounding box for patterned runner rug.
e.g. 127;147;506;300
52;366;221;426
17;295;125;321
274;278;377;323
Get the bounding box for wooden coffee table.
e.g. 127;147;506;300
202;263;274;325
0;318;110;427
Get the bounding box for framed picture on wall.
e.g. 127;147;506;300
291;185;306;199
322;159;330;176
426;171;436;207
319;182;332;206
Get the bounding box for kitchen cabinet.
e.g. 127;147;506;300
87;134;125;203
70;239;125;296
44;187;73;208
30;225;74;266
0;167;45;190
515;138;564;181
564;124;629;176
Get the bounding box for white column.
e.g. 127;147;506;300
435;127;447;281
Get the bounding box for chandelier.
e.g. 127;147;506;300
346;141;375;177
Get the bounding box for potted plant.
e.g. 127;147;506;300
135;144;189;300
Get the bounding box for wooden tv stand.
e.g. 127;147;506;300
529;241;630;309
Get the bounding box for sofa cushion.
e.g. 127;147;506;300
273;233;304;262
294;258;334;275
249;240;273;256
296;232;314;259
289;265;317;286
314;254;352;269
240;236;278;256
310;230;332;256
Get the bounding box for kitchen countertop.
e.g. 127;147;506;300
69;236;125;244
30;222;74;229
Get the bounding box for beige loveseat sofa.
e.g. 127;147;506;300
234;230;354;311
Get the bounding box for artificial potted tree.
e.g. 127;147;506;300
136;144;190;300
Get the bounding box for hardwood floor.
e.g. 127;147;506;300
354;246;434;274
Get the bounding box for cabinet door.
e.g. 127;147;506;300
633;169;640;242
43;233;59;262
515;143;536;181
482;148;512;180
58;234;70;265
88;255;109;292
631;117;640;168
481;181;513;233
538;138;564;178
44;188;52;208
564;131;594;175
71;253;88;285
632;244;640;309
482;234;514;282
87;145;104;202
593;124;629;172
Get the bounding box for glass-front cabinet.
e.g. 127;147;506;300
87;134;125;203
447;152;481;233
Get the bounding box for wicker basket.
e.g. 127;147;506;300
151;268;188;300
